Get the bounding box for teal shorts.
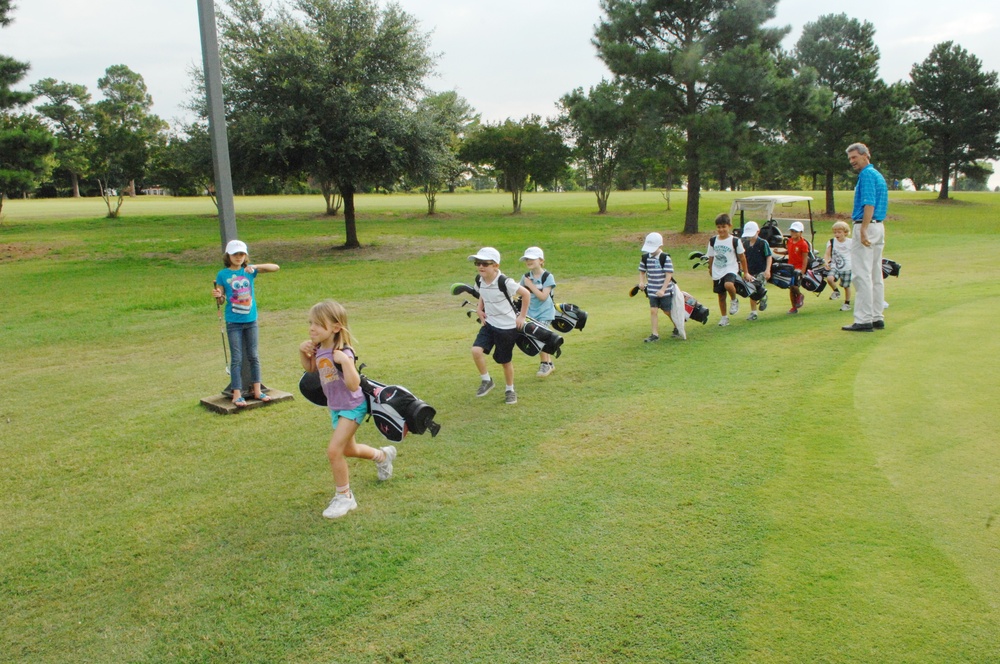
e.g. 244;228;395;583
330;401;368;429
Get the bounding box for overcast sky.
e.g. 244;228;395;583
5;0;1000;181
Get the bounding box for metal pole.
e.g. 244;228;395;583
196;0;238;250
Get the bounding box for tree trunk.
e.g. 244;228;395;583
596;188;609;213
71;172;81;198
825;170;836;215
938;164;951;199
425;186;437;215
342;184;360;248
683;142;700;234
511;188;522;214
129;179;136;197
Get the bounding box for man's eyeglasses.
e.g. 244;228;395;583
474;260;494;267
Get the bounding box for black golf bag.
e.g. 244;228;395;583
551;303;588;333
759;220;784;248
731;273;752;299
298;371;441;442
361;375;441;442
516;320;564;357
800;268;827;294
768;262;799;289
682;291;710;324
882;258;902;278
746;275;767;301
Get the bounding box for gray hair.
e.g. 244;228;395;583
846;142;870;156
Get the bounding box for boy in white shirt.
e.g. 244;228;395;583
469;247;530;404
707;214;750;327
823;221;853;312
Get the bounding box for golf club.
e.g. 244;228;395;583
213;281;230;375
451;283;481;299
629;285;641;298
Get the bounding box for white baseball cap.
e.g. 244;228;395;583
641;232;663;253
225;239;248;255
789;221;805;233
468;247;501;264
741;222;760;238
519;246;544;261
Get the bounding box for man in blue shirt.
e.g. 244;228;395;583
843;142;888;332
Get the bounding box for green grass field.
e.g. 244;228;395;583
2;189;998;663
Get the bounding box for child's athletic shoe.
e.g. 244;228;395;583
671;328;681;338
830;289;841;300
643;334;659;343
788;307;798;314
505;389;517;405
747;311;758;321
840;303;851;312
718;316;730;327
759;293;768;311
375;446;396;481
537;362;554;377
476;379;495;397
323;492;357;519
729;299;739;315
795;293;805;309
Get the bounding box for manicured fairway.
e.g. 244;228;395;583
1;190;997;662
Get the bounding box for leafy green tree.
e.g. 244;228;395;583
595;0;788;233
89;65;166;216
30;78;94;197
0;2;55;216
459;116;569;214
408;91;478;214
910;41;1000;200
792;14;885;214
558;80;638;213
219;0;435;247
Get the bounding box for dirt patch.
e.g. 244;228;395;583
0;243;57;262
616;229;713;250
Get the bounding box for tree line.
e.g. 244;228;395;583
2;0;999;240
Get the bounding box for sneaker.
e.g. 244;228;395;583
788;307;798;314
537;362;554;377
795;293;805;309
505;389;517;405
718;316;730;327
643;334;659;343
671;328;681;338
747;311;758;321
322;492;357;519
759;293;768;311
830;290;841;300
729;299;739;315
476;379;495;397
375;445;396;481
840;303;851;312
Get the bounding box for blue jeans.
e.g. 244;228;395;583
226;321;261;391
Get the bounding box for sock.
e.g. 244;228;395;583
506;384;514;392
373;449;386;464
481;373;491;381
336;484;351;497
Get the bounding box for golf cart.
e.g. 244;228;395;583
729;195;815;248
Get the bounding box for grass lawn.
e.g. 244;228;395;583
2;189;999;662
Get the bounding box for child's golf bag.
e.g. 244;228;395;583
800;268;827;294
768;263;799;289
759;220;784;248
551;303;588;333
516;320;564;357
882;258;902;278
747;275;767;301
731;273;752;299
683;291;710;324
360;375;441;442
298;371;441;442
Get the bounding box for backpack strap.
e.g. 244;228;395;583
478;272;518;314
641;251;668;269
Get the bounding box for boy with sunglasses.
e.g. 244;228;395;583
468;248;530;404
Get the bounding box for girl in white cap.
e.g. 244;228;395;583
211;240;280;407
519;246;557;376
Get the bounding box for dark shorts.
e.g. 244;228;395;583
474;323;519;364
713;273;738;294
648;292;673;310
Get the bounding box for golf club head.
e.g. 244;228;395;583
450;283;481;299
688;251;705;260
629;285;641;298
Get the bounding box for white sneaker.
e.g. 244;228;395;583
747;311;758;321
840;303;851;312
729;299;739;315
375;445;396;481
322;492;357;519
718;316;730;327
830;290;841;300
536;362;553;377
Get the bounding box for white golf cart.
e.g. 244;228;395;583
728;195;815;248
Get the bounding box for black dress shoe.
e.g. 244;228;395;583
872;320;885;329
842;323;873;332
